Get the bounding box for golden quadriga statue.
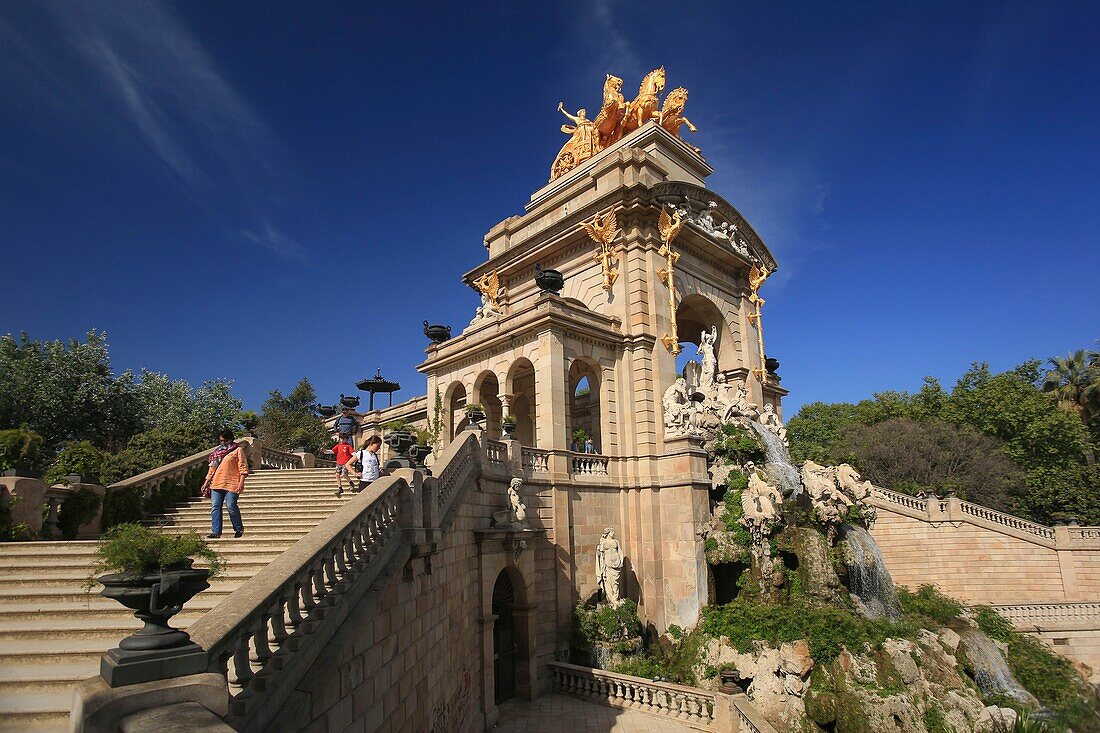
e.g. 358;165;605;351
550;67;700;181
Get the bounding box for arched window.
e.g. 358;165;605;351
475;371;503;440
446;382;468;438
507;359;537;446
567;359;601;454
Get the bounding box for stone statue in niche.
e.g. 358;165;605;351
491;477;529;529
698;325;718;393
595;526;624;605
759;403;788;444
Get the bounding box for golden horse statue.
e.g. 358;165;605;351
593;74;625;147
620;67;666;137
660;87;698;149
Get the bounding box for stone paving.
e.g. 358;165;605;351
493;694;698;733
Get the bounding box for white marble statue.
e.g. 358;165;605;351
739;463;783;581
492;477;529;529
835;463;877;528
470;290;505;325
595;527;624;605
722;382;760;422
800;460;877;541
697;325;718;393
759;403;787;444
662;377;695;436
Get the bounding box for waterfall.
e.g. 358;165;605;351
746;421;802;498
840;525;901;620
956;627;1039;707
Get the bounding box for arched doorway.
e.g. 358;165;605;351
475;371;503;440
507;359;537;446
567;359;601;453
447;382;468;438
674;294;730;382
492;570;517;704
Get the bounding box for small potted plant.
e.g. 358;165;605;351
464;403;486;429
0;427;44;478
501;414;518;439
87;524;225;654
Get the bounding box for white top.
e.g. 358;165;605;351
359;449;380;482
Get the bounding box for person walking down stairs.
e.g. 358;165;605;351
201;429;250;538
332;436;357;497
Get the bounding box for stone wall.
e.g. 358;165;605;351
271;464;559;733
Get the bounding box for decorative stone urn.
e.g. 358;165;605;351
501;419;517;439
764;356;781;376
97;560;210;686
535;263;564;294
719;668;744;694
423;320;452;345
384;429;417;457
465;408;486;429
383;429;432;471
339;394;361;409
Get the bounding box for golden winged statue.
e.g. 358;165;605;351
473;269;505;307
658;207;684;245
583;207;623;292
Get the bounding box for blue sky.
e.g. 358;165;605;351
1;1;1097;416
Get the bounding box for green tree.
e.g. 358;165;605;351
0;331;140;452
134;370;242;436
1043;350;1100;465
257;378;329;454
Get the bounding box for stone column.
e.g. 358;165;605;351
533;328;568;477
1054;523;1081;600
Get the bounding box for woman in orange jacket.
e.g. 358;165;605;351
201;429;250;538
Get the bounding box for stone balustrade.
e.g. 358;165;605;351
988;603;1100;628
259;446;305;470
484;439;508;470
521;447;549;475
313;457;337;468
869;486;1077;548
549;661;715;729
570;452;610;477
188;475;405;731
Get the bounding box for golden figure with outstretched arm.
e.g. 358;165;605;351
550;103;600;181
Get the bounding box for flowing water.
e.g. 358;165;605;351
840;525;901;620
956;627;1039;707
746;421;802;498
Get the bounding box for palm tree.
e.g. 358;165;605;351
1043;349;1100;464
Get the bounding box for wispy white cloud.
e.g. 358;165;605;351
0;1;305;262
240;222;309;264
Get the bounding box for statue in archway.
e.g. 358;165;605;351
595;526;624;605
698;325;718;393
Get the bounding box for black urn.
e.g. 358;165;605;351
535;263;564;294
318;405;338;418
339;394;361;409
465;408;486;429
423;321;452;345
764;356;781;376
501;419;517;439
98;561;210;652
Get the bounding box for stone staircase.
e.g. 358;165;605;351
0;467;345;732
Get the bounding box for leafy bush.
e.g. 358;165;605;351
897;584;963;625
0;428;44;472
700;599;902;664
713;423;766;465
611;655;666;679
101;487;144;529
44;441;106;485
574;600;642;644
382;420;433;446
87;523;225;588
57;487;102;540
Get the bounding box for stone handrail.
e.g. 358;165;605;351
484;438;508;469
435;433;480;525
549;661;715;729
522;447;550;475
313;457;337;468
259;446;304;470
987;603;1100;628
956;499;1056;540
570;452;610;476
870;486;1070;546
107;446;217;493
187;475;406;732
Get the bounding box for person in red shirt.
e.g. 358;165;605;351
332;436;357;496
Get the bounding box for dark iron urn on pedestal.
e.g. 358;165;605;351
423;321;452;345
339;394;361;409
98;560;211;686
764;356;780;376
383;429;432;471
535;263;564;294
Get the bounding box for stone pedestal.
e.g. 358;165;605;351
71;672;229;733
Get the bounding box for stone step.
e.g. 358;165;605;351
0;691;71;731
0;662;98;694
0;638;108;666
0;594;226;621
0;578;252;603
0;614;203;641
0;558;277;585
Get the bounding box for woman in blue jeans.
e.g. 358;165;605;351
200;429;250;538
